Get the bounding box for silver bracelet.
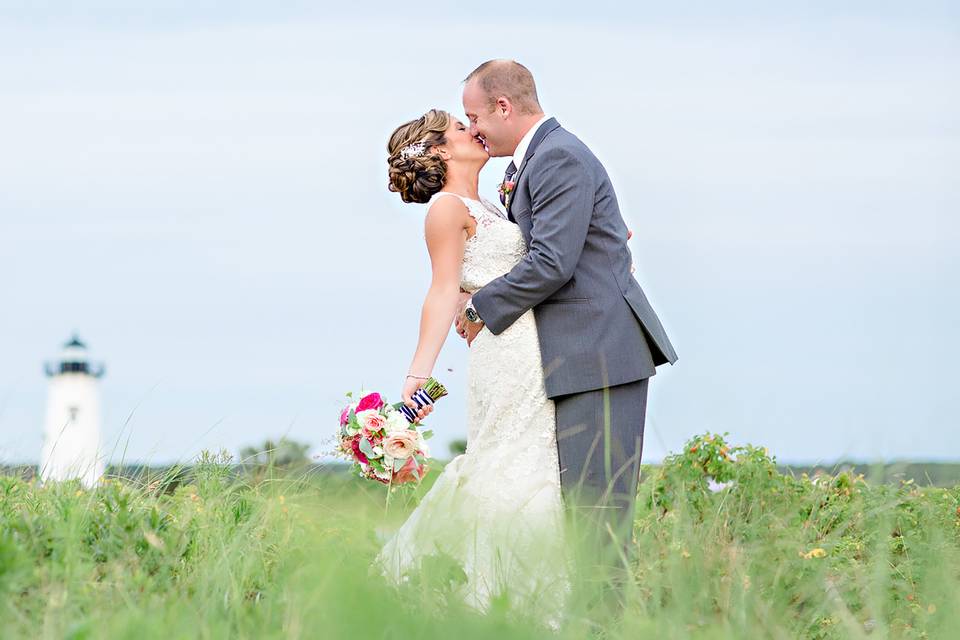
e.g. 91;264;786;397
406;374;430;380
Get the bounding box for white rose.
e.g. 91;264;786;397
386;411;410;433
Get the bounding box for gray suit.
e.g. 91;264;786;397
471;118;677;566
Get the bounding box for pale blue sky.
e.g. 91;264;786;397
0;2;957;465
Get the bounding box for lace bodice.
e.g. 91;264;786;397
428;193;527;294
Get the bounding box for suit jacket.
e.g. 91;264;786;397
471;118;678;398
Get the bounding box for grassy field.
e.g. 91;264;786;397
1;434;958;639
7;461;960;488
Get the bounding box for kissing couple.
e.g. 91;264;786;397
376;59;678;630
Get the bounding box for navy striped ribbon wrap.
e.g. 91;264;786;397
399;378;448;423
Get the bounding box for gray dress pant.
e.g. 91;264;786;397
555;377;649;578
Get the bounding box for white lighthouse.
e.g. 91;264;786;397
40;335;106;487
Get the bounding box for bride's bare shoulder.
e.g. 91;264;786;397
425;193;471;228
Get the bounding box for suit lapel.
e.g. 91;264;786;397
507;118;560;221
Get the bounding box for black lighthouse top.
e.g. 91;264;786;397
44;334;105;378
64;335;87;349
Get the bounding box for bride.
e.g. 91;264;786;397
375;109;569;628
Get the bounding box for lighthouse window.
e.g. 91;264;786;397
68;407;79;422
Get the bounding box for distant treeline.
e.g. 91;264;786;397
5;460;960;487
0;460;355;490
776;461;960;487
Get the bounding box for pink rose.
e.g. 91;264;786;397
383;430;419;460
394;457;426;484
356;392;384;413
339;406;350;426
356;410;386;436
349;436;369;464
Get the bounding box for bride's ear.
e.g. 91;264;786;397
434;145;452;161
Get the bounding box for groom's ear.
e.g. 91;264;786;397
495;96;512;119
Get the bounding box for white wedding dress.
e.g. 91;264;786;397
376;193;569;629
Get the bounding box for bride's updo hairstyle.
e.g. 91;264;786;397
387;109;450;204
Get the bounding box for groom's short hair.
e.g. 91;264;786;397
464;60;542;115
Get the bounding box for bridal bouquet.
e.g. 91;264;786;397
336;379;447;486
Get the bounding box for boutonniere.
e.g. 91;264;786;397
498;180;516;207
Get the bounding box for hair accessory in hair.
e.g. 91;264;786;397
399;141;427;160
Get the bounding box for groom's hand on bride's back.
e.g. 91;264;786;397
454;289;471;340
464;320;484;347
455;289;485;347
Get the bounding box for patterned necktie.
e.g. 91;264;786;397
499;161;517;207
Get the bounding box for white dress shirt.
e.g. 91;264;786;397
512;114;551;174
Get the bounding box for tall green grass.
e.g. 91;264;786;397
1;434;957;639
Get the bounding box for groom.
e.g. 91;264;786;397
456;60;678;574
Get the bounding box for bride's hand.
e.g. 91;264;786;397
401;376;434;422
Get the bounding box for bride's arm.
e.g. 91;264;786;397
401;197;470;415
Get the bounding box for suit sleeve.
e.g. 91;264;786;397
471;147;594;335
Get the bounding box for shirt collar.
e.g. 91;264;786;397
512;114;551;172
